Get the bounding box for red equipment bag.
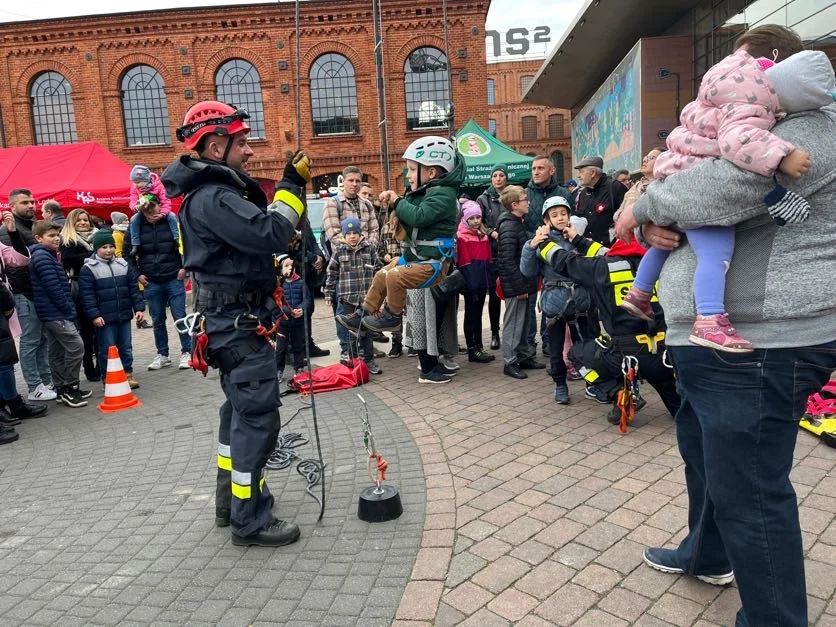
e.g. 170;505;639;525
289;358;370;395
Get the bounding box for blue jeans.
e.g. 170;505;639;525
669;342;836;626
13;293;51;390
144;279;190;357
0;364;19;400
335;301;372;358
95;321;134;376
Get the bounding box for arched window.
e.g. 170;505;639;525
309;53;359;136
215;59;266;139
551;151;565;182
404;46;449;130
30;71;78;145
121;65;170;146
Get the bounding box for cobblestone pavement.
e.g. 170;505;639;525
1;297;834;626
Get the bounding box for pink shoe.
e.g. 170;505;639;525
620;288;655;321
689;314;754;353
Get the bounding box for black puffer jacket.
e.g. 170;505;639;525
495;210;538;298
123;215;183;283
0;215;36;299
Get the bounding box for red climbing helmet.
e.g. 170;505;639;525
175;100;251;150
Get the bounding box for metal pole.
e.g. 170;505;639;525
372;0;391;189
442;0;455;134
295;0;302;151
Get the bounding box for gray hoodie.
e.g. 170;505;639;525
633;104;836;348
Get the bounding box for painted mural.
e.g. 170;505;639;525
572;40;642;174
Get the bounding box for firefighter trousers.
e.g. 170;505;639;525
206;305;281;537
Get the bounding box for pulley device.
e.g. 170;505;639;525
357;393;402;522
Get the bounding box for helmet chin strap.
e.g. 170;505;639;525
221;135;234;166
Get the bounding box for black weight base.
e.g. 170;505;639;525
358;484;403;522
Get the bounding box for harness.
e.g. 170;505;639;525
400;227;456;288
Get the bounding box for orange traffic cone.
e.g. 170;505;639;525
98;345;142;413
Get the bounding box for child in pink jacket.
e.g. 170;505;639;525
128;165;178;250
621;49;835;352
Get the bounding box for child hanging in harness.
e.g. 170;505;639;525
336;136;462;335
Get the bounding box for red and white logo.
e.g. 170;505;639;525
76;192;95;205
595;203;606;214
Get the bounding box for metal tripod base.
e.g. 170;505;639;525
358;484;403;522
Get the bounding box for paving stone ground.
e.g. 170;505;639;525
1;296;834;626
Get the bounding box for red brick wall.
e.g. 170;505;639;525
487;59;573;182
0;0;489;193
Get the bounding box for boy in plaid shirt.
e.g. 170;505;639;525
324;218;382;374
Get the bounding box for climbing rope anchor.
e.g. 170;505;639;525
356;393;403;522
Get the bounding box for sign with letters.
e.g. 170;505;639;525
485;26;551;59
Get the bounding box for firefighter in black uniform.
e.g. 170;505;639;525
533;223;680;424
162;100;309;547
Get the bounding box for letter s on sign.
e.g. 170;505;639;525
506;28;529;56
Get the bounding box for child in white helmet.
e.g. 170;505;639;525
336;135;463;383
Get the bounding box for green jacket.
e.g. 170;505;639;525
395;154;464;262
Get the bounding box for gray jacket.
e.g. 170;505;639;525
633;104;836;348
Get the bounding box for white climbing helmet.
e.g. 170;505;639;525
402;136;456;171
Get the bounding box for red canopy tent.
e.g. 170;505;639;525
0;142;181;221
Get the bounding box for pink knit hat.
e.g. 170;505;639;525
460;200;482;229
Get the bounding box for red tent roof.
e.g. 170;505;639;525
0;142;147;220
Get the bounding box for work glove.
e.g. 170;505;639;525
282;150;312;187
764;181;810;226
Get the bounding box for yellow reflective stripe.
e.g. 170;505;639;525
272;190;304;218
585;241;603;257
539;241;557;262
609;270;635;283
231;482;251;499
580;367;599;383
218;454;232;471
259;476;265;492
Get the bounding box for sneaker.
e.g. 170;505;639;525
689;314;754;353
27;382;57;402
585;384;611;404
136;318;152;329
406;348;418;357
620;287;655;321
339;351;350;365
58;388;88;408
364;359;383;375
490;333;500;350
127;375;140;390
370;331;389;344
468;349;495;363
643;547;734;586
148;354;172;370
361;306;403;333
419;367;452;384
179;352;191;370
518;357;546;370
388;342;403;358
542;343;551;357
336;310;365;331
373;348;387;359
554;382;570;404
75;386;93;400
439;355;460;371
566;366;583;381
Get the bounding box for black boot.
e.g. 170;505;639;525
307;342;330;357
490;332;501;350
0;405;20;426
231;518;301;547
0;425;19;445
6;395;47;420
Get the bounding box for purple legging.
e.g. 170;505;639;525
633;226;734;316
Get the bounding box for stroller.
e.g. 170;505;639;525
799;379;836;448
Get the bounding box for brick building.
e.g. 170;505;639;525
0;0;490;193
487;59;573;183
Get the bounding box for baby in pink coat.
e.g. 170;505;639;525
622;47;835;352
128;165;179;250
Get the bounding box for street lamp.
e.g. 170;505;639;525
658;68;681;122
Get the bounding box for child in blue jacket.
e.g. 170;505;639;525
29;221;90;407
79;231;146;389
275;254;311;379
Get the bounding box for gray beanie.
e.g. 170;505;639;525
765;50;836;114
110;211;128;226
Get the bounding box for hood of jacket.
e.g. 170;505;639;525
29;243;58;258
161;155;267;206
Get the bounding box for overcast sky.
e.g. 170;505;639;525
0;0;586;59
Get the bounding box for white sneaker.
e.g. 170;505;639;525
439;355;460;371
148;354;172;370
178;352;191;370
27;382;57;402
